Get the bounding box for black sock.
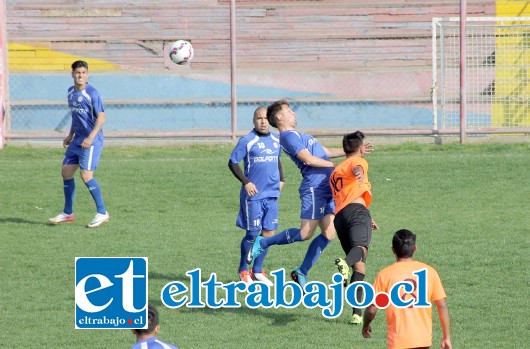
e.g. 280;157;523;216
350;271;365;316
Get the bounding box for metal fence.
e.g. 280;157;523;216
3;0;441;142
5;3;529;143
433;17;530;134
6;65;436;141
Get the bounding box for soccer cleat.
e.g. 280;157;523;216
290;268;307;291
87;211;110;228
238;270;253;285
246;236;265;264
335;258;350;287
48;212;74;224
250;269;274;287
350;314;363;325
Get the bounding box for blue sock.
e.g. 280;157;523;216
261;228;302;249
252;244;269;274
299;234;331;276
63;178;75;215
85;178;106;214
239;231;259;272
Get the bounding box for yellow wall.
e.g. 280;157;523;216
494;1;530;126
8;43;119;71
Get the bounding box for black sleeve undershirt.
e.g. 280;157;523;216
228;160;250;185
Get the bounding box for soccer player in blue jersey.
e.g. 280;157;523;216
229;106;284;286
248;99;362;288
48;60;109;228
131;305;179;349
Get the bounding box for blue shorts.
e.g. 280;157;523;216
63;143;103;171
300;189;335;220
236;197;279;232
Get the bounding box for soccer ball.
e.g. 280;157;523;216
169;40;194;65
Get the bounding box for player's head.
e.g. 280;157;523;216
132;304;160;338
71;60;89;87
253;106;269;134
342;131;365;155
71;60;88;71
392;229;417;258
267;99;295;129
267;100;289;128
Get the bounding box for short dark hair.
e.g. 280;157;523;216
134;304;159;335
266;99;289;128
342;131;365;154
253;106;266;118
71;60;88;70
392;229;417;258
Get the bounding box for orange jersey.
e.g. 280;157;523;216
373;261;447;349
330;156;372;214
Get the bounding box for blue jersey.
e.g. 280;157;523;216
229;130;282;201
67;83;105;146
280;130;333;196
130;337;179;349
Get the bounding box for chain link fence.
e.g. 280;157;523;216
7;1;520;142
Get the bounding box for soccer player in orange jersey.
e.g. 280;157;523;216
362;229;452;349
330;131;378;324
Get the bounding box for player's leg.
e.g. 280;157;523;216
344;204;373;324
236;199;264;284
297;215;333;277
249;191;320;263
246;195;304;262
250;229;274;286
348;246;368;325
246;225;303;264
291;218;322;283
292;195;335;287
62;164;78;214
80;145;109;228
250;198;277;286
333;209;353;284
49;147;79;223
239;230;259;284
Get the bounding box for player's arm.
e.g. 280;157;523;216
63;126;75;148
82;111;106;149
352;164;364;184
361;304;378;338
434;298;452;349
296;149;335;167
278;158;285;191
323;146;345;159
227;160;258;196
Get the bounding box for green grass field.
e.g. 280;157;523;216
1;141;529;349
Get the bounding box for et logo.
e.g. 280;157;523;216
75;257;148;329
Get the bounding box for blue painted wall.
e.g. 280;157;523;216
9;74;435;133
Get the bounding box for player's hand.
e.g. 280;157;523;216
440;339;452;349
82;136;94;149
364;142;374;154
362;325;372;338
353;166;364;184
371;219;379;230
63;136;73;148
244;182;258;197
